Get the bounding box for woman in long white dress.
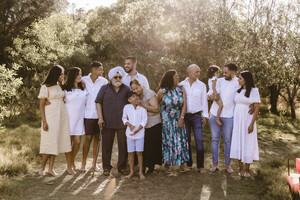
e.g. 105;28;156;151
63;67;87;171
230;71;260;177
38;65;75;176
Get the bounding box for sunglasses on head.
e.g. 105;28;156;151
113;76;122;80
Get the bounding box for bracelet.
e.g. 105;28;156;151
180;115;184;119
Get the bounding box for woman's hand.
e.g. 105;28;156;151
178;117;184;129
134;98;143;106
248;123;254;133
43;121;49;131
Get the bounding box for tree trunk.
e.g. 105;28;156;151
268;85;280;114
286;85;297;119
290;100;296;119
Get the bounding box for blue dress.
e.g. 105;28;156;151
161;86;189;166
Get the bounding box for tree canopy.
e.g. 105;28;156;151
1;0;300;119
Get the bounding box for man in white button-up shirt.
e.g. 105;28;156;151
180;64;208;174
209;63;240;174
123;56;150;89
80;61;108;171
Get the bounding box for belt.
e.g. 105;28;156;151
185;111;202;116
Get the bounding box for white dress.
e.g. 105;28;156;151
230;88;260;163
64;89;88;136
38;85;71;155
207;76;221;96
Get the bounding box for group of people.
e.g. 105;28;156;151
37;57;260;180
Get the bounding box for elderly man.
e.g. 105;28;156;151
180;64;208;173
95;66;131;176
123;56;150;89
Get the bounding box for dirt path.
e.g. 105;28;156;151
3;124;300;200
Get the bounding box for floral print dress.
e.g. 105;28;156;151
161;86;189;166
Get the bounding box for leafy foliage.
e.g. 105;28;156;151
2;0;300;120
0;64;22;121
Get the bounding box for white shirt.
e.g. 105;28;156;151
123;71;150;89
82;74;108;119
180;78;209;118
210;77;240;118
122;104;148;139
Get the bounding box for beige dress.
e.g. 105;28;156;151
38;84;71;155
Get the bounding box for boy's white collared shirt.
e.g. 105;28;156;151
122;104;148;139
180;78;209;118
210;77;240;118
82;73;108;119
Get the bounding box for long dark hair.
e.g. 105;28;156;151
42;65;63;87
237;71;255;98
158;69;176;91
206;65;220;79
63;67;84;91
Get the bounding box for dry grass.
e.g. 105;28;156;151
0;125;40;177
0;109;299;199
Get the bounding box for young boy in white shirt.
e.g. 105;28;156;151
122;91;148;180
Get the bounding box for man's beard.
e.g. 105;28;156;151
125;68;132;73
225;75;232;80
112;81;122;87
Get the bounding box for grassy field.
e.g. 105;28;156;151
0;108;299;200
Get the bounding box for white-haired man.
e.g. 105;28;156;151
95;66;131;176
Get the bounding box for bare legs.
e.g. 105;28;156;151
81;134;100;171
238;160;251;177
137;152;145;180
65;152;76;175
39;153;75;176
126;152;145;180
238;160;243;176
244;163;250;177
216;98;223;126
39;154;57;176
71;136;82;170
127;152;134;178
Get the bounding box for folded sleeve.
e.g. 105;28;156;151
139;108;148;127
122;106;129;125
38;85;48;99
201;84;209;118
250;88;261;103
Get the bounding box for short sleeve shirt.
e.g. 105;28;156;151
95;83;131;129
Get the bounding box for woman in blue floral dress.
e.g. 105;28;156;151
157;69;189;173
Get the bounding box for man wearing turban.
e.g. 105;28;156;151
95;66;131;176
